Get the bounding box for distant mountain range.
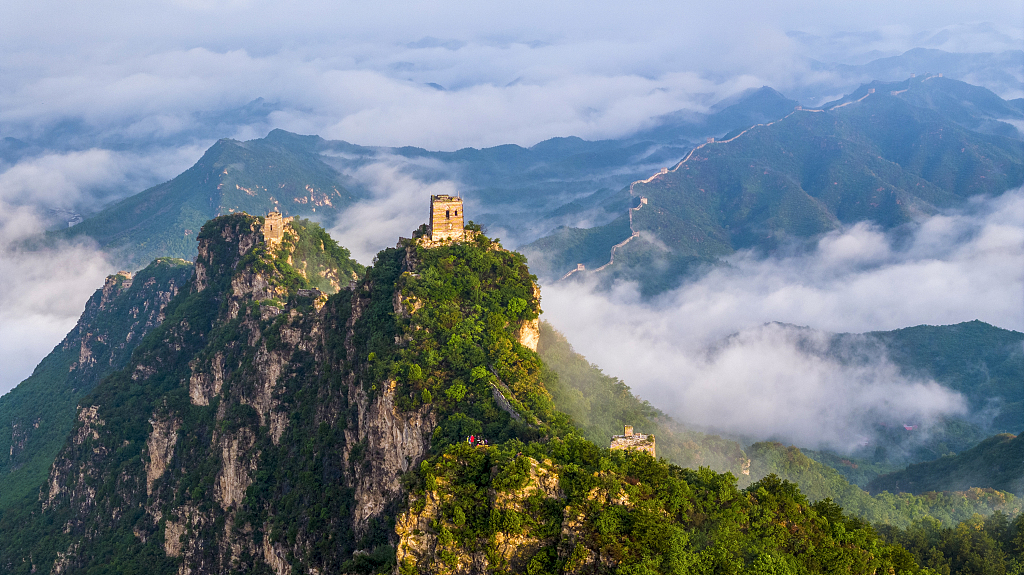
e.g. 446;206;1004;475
42;81;813;267
868;432;1024;496
703;320;1023;473
50;132;361;268
45;76;1023;288
526;75;1023;291
811;48;1024;105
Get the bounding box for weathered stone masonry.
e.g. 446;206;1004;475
428;194;464;241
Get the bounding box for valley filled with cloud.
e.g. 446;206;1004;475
541;188;1024;449
0;0;1020;455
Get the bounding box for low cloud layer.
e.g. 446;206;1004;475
1;3;1020;152
540;188;1023;450
326;155;461;262
0;222;112;395
0;0;1020;410
0;146;202;394
0;146;203;218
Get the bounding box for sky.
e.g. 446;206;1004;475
0;0;1021;447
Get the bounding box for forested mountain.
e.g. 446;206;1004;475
868;433;1024;496
820;75;1024;139
1;220;361;510
748;442;1019;529
537;323;1023;531
821;321;1023;467
861;321;1024;435
815;48;1024;111
49;132;363;268
527;76;1024;290
3;74;1022;573
0;259;193;508
40;80;897;270
541;317;1022;478
0;214;969;574
47;76;1021;291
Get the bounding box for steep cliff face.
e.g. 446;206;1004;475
0;216;922;575
2;215;521;574
0;258;193;507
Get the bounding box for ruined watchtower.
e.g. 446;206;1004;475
263;210;293;248
429;194;464;242
610;425;656;457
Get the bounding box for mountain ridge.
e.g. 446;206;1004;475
0;259;193;508
0;214;950;574
867;432;1024;496
529;76;1023;290
50;135;361;268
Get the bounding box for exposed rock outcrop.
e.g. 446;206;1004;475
516;318;540;352
346;381;435;533
396;456;568;574
516;282;542;352
18;214;547;574
145;413;179;495
0;257;191;508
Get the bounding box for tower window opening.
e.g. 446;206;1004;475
446;209;450;219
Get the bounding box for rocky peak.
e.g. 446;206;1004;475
0;258;192;508
4;220;555;574
192;214;260;294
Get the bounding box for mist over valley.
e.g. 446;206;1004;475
0;3;1022;572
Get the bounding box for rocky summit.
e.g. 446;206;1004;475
0;214;957;574
12;206;1019;572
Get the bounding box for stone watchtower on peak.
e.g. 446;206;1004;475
429;194;464;241
263;210;293;247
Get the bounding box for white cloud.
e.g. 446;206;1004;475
0;3;1019;150
0;146;205;226
325;155;461;262
0;235;113;395
0;145;203;394
0;0;1020;408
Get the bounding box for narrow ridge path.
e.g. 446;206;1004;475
558;88;881;281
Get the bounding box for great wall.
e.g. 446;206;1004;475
555;77;935;282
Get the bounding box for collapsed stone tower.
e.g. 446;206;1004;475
263;210;293;247
429;194;464;241
610;425;656;457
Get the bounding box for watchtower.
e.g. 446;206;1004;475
610;425;655;457
263;210;293;247
429;195;464;241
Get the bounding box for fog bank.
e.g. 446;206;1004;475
540;188;1024;450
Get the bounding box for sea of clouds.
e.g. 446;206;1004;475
0;0;1021;431
541;188;1024;450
